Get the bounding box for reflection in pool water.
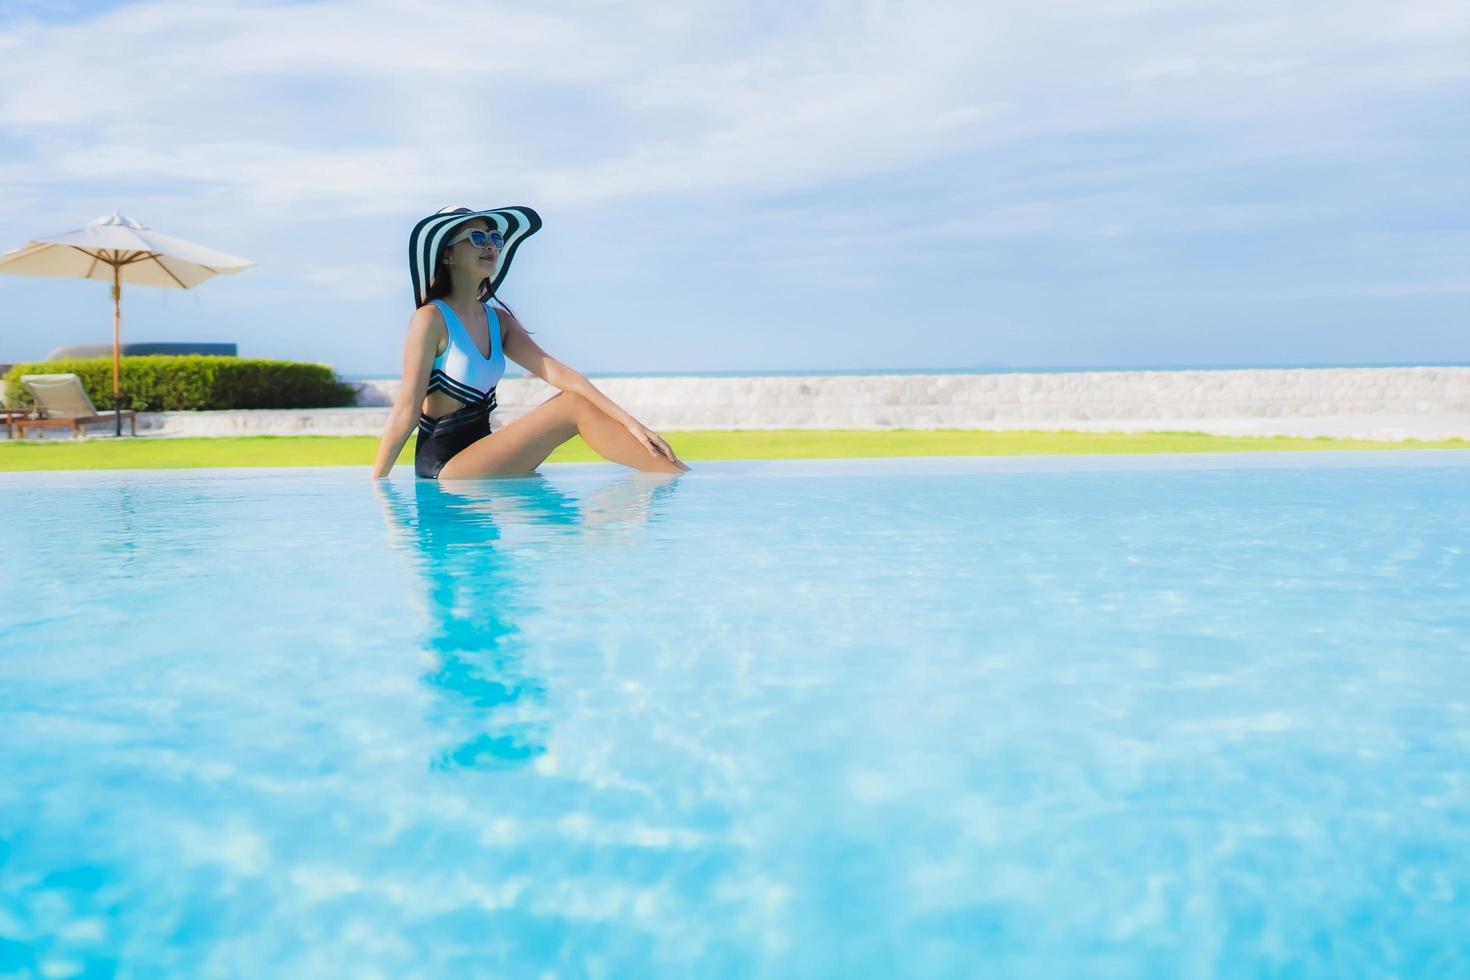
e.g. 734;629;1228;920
375;475;681;772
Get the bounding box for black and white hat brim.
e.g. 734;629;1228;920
409;205;542;308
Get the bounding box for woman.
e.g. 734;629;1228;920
371;205;689;480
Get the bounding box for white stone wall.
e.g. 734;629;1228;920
135;407;392;437
119;367;1469;439
357;367;1470;428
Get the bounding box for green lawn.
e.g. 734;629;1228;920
1;429;1466;471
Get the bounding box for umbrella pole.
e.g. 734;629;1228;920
112;264;122;437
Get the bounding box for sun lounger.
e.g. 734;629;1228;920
16;373;137;438
0;386;33;439
2;406;33;439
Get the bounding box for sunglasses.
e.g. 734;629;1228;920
446;228;504;249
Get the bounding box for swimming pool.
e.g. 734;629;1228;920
2;453;1468;977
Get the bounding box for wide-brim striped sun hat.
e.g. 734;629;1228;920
409;205;542;308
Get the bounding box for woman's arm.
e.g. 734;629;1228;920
370;309;440;479
500;307;635;426
499;305;684;466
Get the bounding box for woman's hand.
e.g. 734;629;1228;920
625;420;689;470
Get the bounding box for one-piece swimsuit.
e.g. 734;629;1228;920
414;299;504;479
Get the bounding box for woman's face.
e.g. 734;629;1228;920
449;218;500;278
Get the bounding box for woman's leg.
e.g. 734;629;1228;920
438;391;686;479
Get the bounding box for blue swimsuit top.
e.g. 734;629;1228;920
426;299;504;412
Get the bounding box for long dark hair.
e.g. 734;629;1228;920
421;233;523;327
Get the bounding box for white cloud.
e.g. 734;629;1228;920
1;0;1465;371
299;264;403;300
2;0;1465;222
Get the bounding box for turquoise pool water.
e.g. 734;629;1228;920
2;453;1468;978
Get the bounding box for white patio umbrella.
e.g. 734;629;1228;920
0;211;253;434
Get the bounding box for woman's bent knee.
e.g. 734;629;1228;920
551;390;594;419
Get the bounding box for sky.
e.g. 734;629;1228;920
0;0;1466;376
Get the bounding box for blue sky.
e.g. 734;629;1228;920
1;0;1466;376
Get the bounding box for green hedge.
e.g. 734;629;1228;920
2;356;356;411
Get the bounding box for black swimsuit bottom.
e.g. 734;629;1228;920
415;400;492;479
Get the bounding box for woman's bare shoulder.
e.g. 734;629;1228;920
487;303;517;342
409;303;447;335
407;304;449;355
